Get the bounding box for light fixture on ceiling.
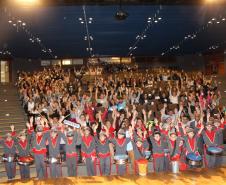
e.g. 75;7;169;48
115;0;128;21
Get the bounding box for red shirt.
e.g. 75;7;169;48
205;130;215;143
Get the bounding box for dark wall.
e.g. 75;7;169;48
136;55;205;71
11;58;43;82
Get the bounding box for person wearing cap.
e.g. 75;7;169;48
29;124;49;179
81;126;97;176
132;137;149;174
46;126;65;178
10;125;32;180
110;129;131;175
149;130;169;172
0;126;17;181
182;123;204;168
93;125;111;176
60;129;81;177
202;121;223;168
166;127;183;167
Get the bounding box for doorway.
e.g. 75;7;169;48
0;61;9;83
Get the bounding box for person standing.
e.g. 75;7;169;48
0;129;17;181
81;127;97;176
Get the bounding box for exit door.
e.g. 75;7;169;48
0;61;9;83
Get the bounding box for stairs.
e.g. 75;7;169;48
0;83;27;175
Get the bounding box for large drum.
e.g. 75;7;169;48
206;146;223;156
2;154;16;163
114;155;128;165
17;155;34;166
45;157;62;164
137;159;148;176
186;153;202;168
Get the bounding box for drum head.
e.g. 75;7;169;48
207;147;223;154
187;153;202;161
114;155;128;160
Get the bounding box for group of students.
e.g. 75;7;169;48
1;66;224;180
0;109;225;180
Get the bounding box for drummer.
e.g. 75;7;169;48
0;130;17;181
29;124;49;179
46;126;64;178
182;125;204;168
81;127;97;176
133;137;150;174
59;128;81;177
166;128;183;162
110;129;131;175
202;121;223;168
94;127;111;176
13;126;32;180
149;130;169;172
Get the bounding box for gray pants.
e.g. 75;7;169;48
99;157;111;176
19;165;30;179
49;163;62;178
4;162;16;179
116;164;127;175
34;154;47;179
153;157;165;172
66;156;78;177
205;154;218;168
85;158;96;176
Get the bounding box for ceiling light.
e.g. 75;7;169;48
88;21;92;24
222;18;225;21
216;21;220;24
147;20;151;23
18;20;22;23
158;17;162;20
4;99;7;102
81;21;84;24
208;21;212;24
212;18;216;21
78;18;82;21
8;20;12;23
5;113;10;116
54;56;58;59
89;17;93;20
154;20;158;23
22;22;26;26
13;23;16;26
148;17;151;20
115;7;129;21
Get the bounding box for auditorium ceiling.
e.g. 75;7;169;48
0;5;225;59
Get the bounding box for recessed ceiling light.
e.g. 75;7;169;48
158;17;162;20
18;20;21;23
4;99;7;102
13;23;16;26
216;21;220;24
154;20;158;23
5;113;10;116
222;18;225;21
22;22;26;26
212;18;216;21
8;20;12;23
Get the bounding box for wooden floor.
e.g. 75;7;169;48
1;167;226;185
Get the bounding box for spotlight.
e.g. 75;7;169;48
115;0;128;21
115;9;128;21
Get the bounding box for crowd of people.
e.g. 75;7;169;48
0;65;226;181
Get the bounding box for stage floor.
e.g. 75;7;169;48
1;167;226;185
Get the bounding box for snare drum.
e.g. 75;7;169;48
17;155;34;166
206;146;223;156
186;153;202;168
114;155;128;165
45;157;61;164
